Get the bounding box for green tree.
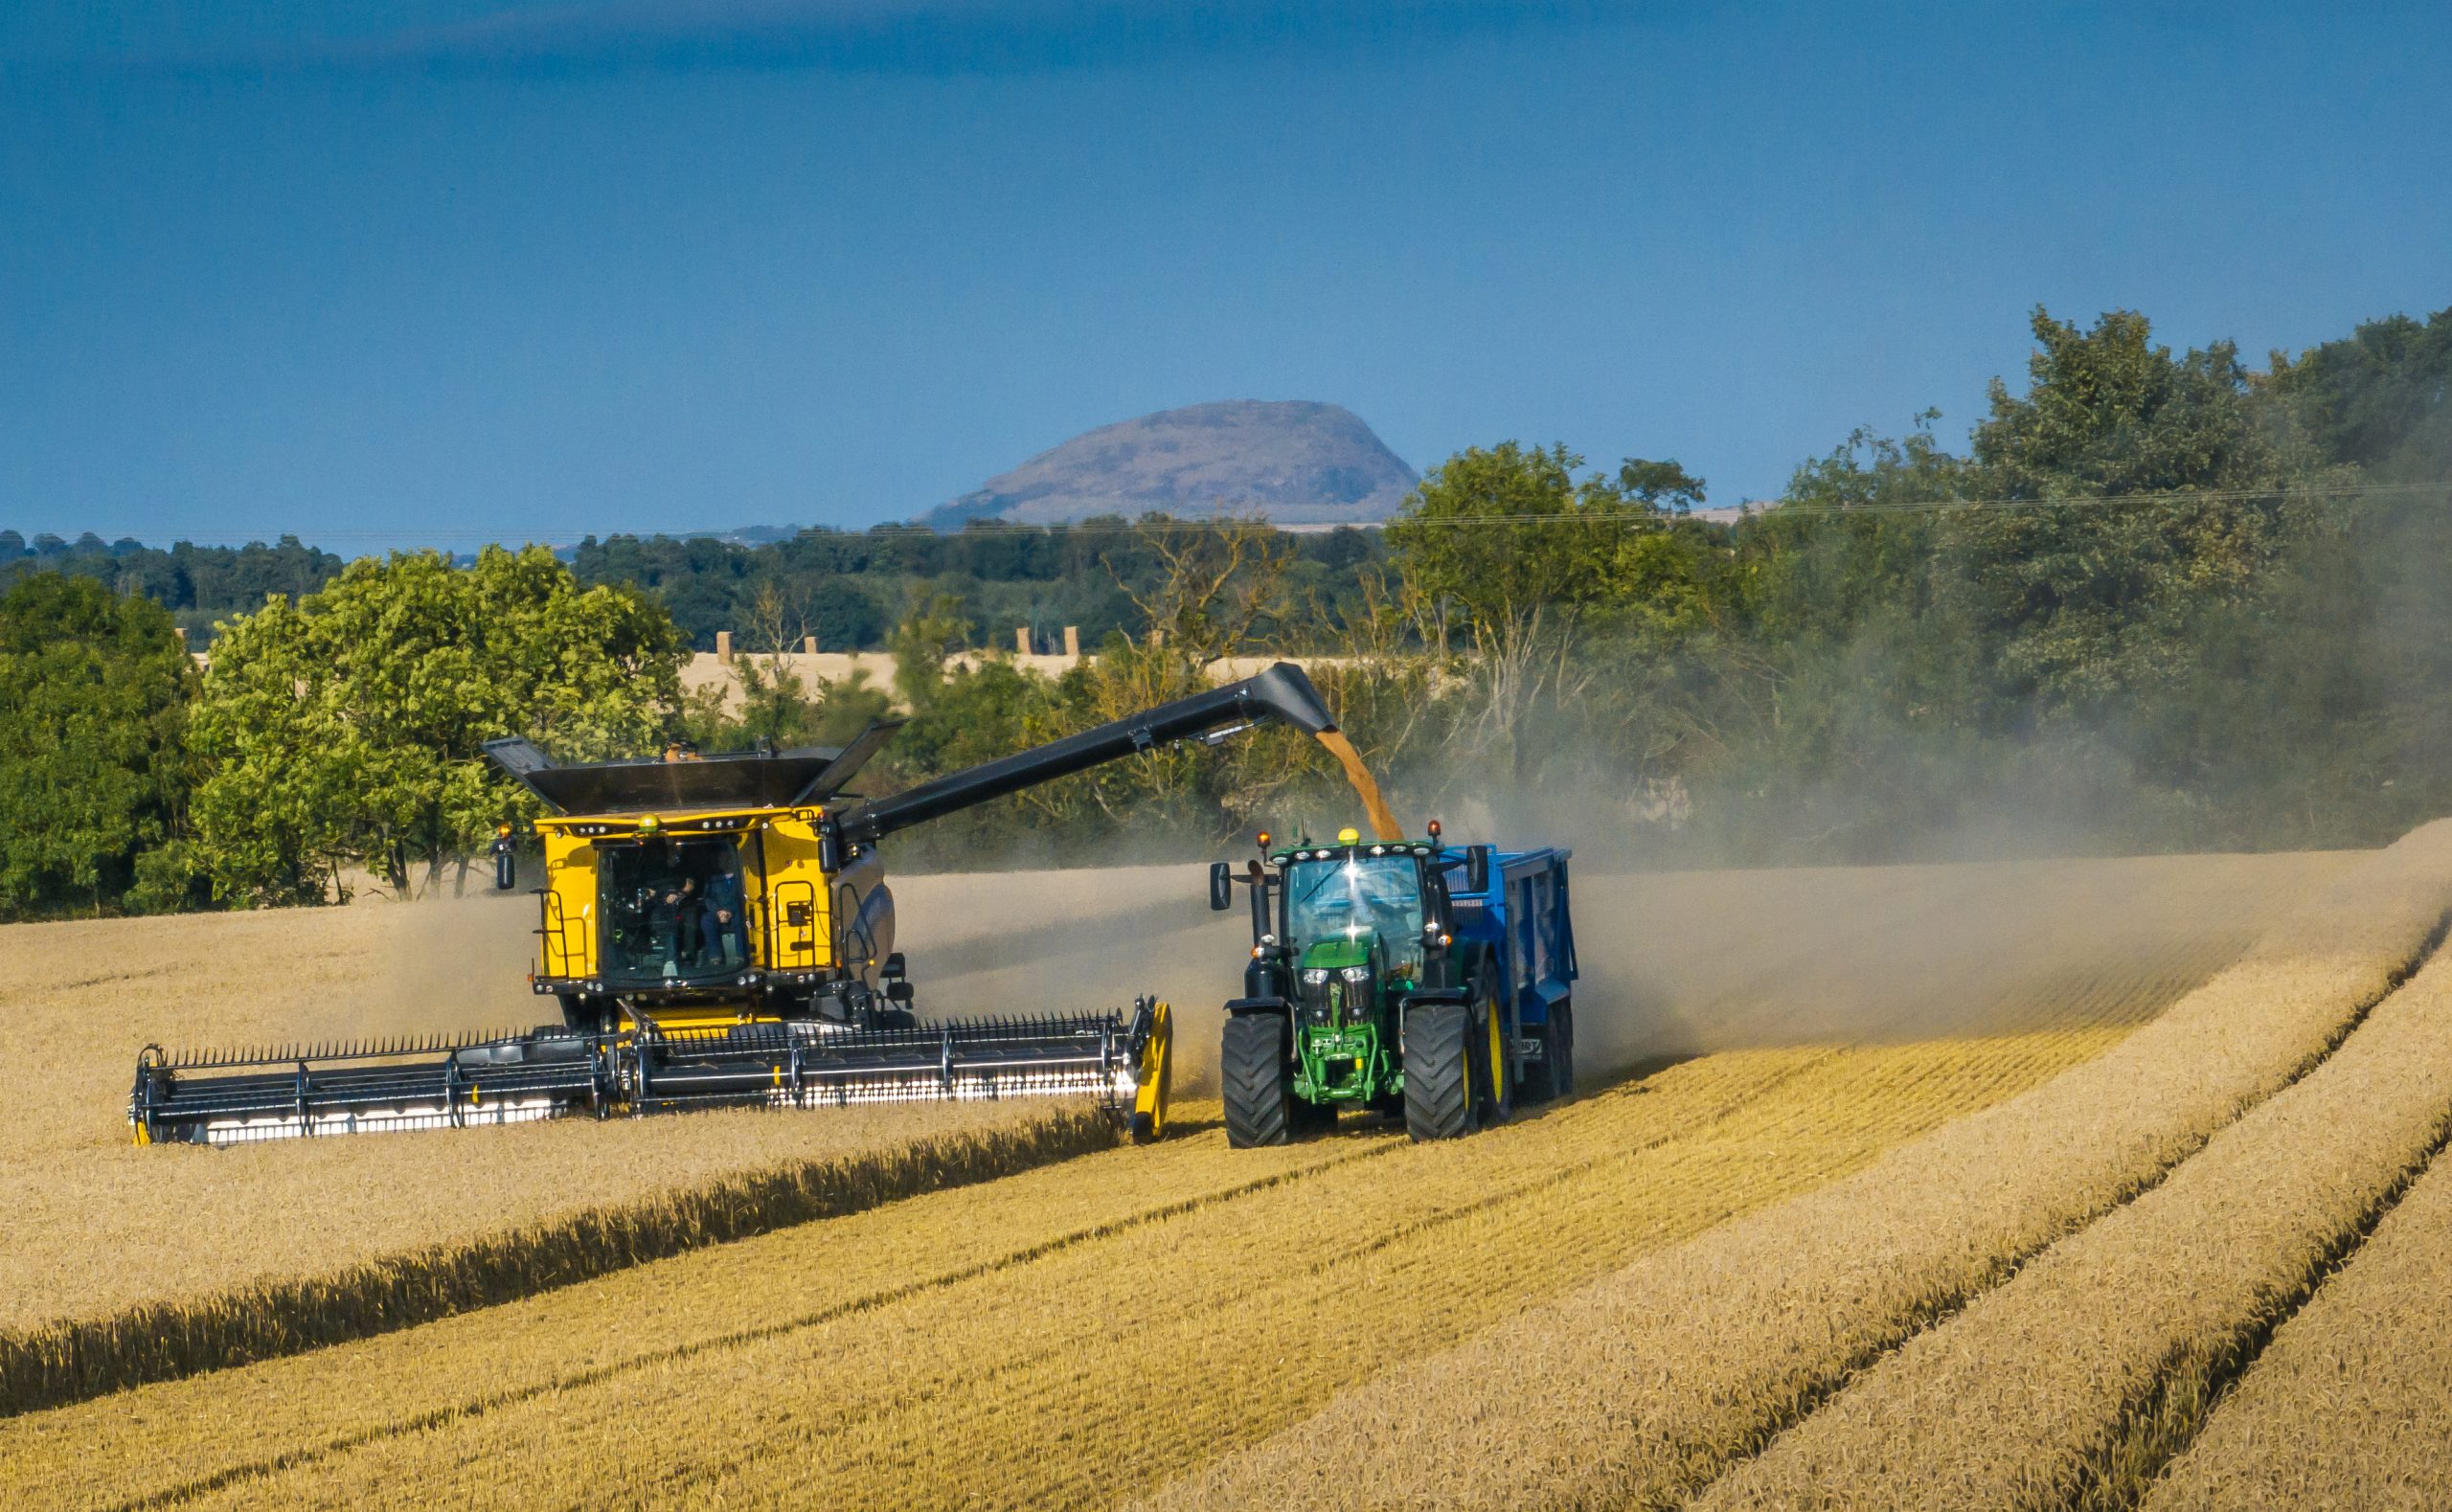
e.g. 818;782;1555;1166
0;574;197;915
1388;442;1684;780
189;547;683;903
2266;305;2452;481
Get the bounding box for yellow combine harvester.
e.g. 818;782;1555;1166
130;664;1344;1148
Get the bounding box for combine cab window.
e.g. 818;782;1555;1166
1284;853;1425;979
600;837;751;986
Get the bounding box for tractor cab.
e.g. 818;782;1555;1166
1283;846;1430;989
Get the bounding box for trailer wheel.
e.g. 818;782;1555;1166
1402;1001;1473;1140
1520;999;1576;1104
1222;1012;1292;1148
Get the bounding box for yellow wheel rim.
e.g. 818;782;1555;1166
1487;998;1506;1103
1132;1001;1173;1142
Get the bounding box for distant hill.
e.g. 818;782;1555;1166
923;400;1419;530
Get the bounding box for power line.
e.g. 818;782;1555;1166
10;480;2444;552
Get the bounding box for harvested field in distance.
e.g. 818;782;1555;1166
1157;822;2452;1512
1695;948;2452;1511
2143;1142;2452;1506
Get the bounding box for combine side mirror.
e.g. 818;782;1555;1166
491;827;516;891
1208;861;1234;912
819;824;845;875
1464;845;1491;896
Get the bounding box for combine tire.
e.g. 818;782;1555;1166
1222;1013;1292;1148
1402;1001;1473;1140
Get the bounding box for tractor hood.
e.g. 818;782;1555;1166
1299;936;1374;973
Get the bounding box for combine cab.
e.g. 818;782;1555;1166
130;664;1346;1147
1210;825;1576;1144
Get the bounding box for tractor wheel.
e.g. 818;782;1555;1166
1402;1001;1473;1140
1222;1013;1292;1148
1520;1000;1576;1105
1473;965;1513;1127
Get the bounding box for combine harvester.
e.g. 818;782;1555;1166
130;665;1351;1148
1209;826;1577;1144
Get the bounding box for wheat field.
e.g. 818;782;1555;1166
1159;822;2452;1512
1695;944;2452;1510
2142;1138;2452;1508
0;869;1213;1411
0;844;2372;1508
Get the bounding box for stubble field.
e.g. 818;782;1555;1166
6;832;2437;1509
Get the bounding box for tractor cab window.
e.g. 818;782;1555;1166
601;835;750;985
1283;853;1425;980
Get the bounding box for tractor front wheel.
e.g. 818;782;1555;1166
1222;1013;1292;1148
1402;1001;1473;1140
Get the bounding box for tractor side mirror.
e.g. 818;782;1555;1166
1464;845;1491;896
1208;861;1234;912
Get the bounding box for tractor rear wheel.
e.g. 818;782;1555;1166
1222;1013;1292;1148
1473;965;1513;1127
1402;1001;1473;1140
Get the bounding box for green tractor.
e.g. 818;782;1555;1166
1209;824;1578;1145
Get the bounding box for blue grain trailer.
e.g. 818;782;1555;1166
1208;825;1578;1145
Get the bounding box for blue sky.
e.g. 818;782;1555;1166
2;2;2447;550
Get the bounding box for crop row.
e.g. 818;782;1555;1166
0;1099;1113;1417
1155;820;2452;1512
2142;1130;2452;1507
3;1027;2125;1509
1695;946;2452;1508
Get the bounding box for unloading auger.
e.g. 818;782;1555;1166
129;664;1333;1148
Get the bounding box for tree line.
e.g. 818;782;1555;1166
0;303;2443;916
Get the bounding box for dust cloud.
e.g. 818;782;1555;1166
897;847;2357;1095
366;885;556;1037
349;833;2360;1099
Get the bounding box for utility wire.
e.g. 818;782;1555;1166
12;480;2445;550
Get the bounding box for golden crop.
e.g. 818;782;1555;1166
0;873;1194;1412
6;1033;2120;1510
0;845;2396;1510
1157;822;2452;1512
2140;1124;2452;1506
1696;949;2452;1510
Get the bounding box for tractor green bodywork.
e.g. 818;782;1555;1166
1279;846;1435;1110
